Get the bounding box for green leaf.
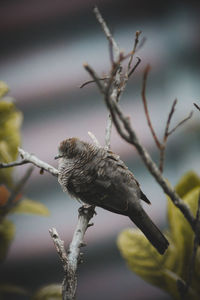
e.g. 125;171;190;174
0;101;15;127
117;229;167;288
0;219;15;262
167;187;200;277
0;99;23;187
175;171;200;198
32;284;61;300
10;198;49;216
0;81;9;98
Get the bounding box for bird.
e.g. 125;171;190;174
55;137;169;255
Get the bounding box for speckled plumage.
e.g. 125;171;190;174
56;137;169;254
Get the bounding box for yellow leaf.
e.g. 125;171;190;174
10;198;49;216
32;284;61;300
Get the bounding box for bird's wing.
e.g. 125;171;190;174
106;150;151;204
86;150;140;213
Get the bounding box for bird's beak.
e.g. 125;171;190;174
54;154;62;160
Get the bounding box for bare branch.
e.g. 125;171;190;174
49;228;68;299
49;228;68;266
109;97;196;230
159;99;177;172
50;206;95;300
0;159;29;168
159;100;193;172
83;64;105;94
18;148;58;176
141;65;161;149
128;57;141;78
0;148;58;176
88;131;101;147
194;103;200;111
164;99;177;139
168;111;193;136
93;6;120;61
128;31;141;71
86;56;196;231
104;114;112;150
80;77;109;89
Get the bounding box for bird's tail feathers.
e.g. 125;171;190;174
129;208;169;255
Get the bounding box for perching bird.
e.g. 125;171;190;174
55;137;169;255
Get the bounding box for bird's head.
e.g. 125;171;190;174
55;138;89;160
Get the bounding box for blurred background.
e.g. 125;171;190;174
0;0;200;299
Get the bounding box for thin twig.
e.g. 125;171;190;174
83;64;105;94
141;66;193;173
159;99;177;172
141;65;161;149
80;77;109;89
128;31;141;71
119;31;142;100
168;111;193;136
93;5;123;150
159;100;193;172
164;99;178;140
93;6;120;61
128;57;141;78
194;103;200;111
88;131;101;147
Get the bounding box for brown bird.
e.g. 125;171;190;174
55;137;169;255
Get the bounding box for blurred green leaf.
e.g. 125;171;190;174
32;284;62;300
0;219;15;262
10;198;49;216
175;171;200;198
117;229;167;288
0;81;9;98
0;99;23;187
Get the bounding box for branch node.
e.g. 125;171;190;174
79;242;87;248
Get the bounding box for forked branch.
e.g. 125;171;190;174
141;66;193;172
